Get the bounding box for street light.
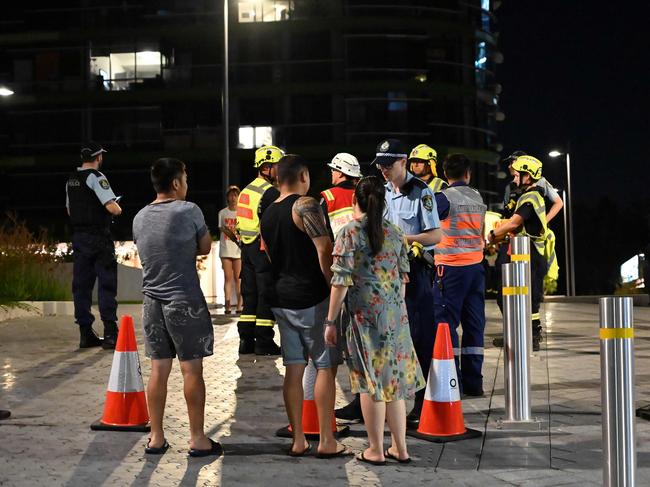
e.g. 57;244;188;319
549;149;575;296
0;87;14;96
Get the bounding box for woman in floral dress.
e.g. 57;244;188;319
324;176;425;465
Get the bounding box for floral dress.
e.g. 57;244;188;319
331;217;425;401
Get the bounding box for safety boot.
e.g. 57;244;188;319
335;394;363;422
79;326;103;348
102;321;118;350
254;339;281;356
238;339;255;355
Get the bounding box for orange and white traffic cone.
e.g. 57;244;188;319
276;359;349;439
91;315;150;432
407;322;481;442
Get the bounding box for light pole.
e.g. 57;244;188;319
549;150;575;296
222;0;230;205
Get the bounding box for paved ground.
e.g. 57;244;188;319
1;301;649;486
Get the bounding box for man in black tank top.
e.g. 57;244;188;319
260;155;350;458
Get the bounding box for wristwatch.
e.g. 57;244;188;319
324;318;336;326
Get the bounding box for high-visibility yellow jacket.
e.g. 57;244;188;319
236;177;273;245
514;188;548;256
428;177;448;193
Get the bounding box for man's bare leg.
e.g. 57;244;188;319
284;364;308;454
147;358;173;448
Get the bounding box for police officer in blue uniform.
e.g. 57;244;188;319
66;142;122;349
374;139;442;428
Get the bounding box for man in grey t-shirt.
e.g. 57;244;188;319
132;158;221;457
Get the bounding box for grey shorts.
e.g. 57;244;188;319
272;297;341;369
142;295;214;361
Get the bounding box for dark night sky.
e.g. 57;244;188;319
497;0;648;203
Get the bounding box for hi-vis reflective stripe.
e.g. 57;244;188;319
323;189;334;202
502;286;528;295
600;328;634;340
532;312;540;320
510;253;530;262
107;351;144;393
462;346;484;355
240;314;256;323
424;358;460;402
256;318;275;327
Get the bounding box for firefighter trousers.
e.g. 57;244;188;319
238;240;276;344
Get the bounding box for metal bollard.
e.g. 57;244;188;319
501;261;532;423
600;297;636;487
510;236;532;355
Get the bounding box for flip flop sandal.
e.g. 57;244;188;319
287;442;312;457
144;439;170;455
384;449;412;464
356;452;386;466
188;438;223;458
315;446;354;459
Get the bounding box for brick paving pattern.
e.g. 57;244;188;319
1;302;649;486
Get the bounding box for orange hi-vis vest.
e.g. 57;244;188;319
321;185;354;237
435;185;487;266
237;177;272;245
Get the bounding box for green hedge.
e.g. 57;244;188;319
0;215;70;305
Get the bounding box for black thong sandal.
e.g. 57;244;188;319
188;438;223;458
287;442;312;457
357;452;386;466
384;449;412;464
144;439;170;455
315;445;354;459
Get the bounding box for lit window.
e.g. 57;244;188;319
90;51;165;91
239;126;273;148
238;1;293;23
475;42;487;69
387;91;407;112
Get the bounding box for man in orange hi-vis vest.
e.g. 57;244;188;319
319;152;362;240
433;153;487;397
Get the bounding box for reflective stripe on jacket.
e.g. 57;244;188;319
321;186;354;237
514;188;548;256
435;185;487;266
428;177;448;193
237;177;272;244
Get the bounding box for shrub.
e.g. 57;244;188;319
0;214;71;305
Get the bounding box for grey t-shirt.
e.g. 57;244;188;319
133;200;208;301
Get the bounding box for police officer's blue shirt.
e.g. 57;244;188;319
65;168;117;210
384;172;440;250
435;181;468;221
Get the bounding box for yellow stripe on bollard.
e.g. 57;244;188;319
510;254;530;262
502;286;529;295
599;328;634;340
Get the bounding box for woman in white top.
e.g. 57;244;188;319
218;186;242;314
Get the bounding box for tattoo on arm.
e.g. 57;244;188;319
294;197;329;238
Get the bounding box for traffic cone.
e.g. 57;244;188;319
276;359;349;439
407;322;481;443
91;315;150;432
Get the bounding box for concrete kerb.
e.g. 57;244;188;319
0;301;76;323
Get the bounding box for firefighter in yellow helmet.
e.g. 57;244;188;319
408;144;448;193
236;145;284;355
488;155;548;351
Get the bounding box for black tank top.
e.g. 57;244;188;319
260;194;330;309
